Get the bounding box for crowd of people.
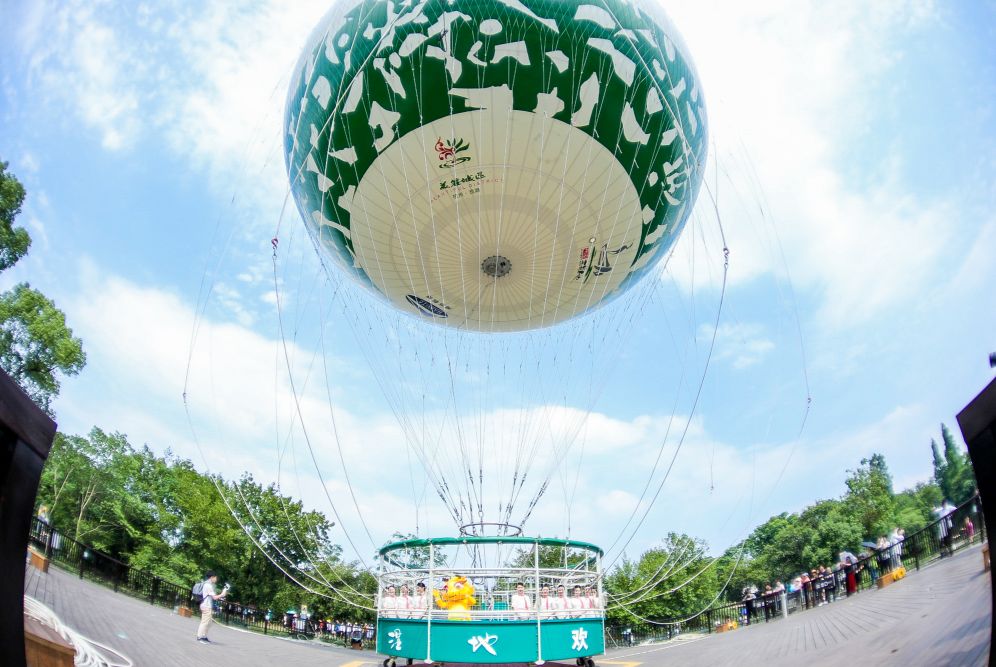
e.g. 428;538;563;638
511;583;603;618
738;505;980;627
302;618;375;641
740;527;909;625
379;581;603;619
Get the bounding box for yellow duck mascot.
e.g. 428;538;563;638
433;575;477;621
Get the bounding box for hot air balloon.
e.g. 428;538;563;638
285;0;707;333
281;2;709;663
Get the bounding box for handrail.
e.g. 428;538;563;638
610;494;985;643
379;535;604;556
25;517;365;641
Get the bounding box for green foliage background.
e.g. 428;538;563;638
37;428;376;620
4;159;978;628
605;429;974;628
0;161;85;414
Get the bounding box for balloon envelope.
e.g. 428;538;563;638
286;0;707;331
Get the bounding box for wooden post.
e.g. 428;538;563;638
0;369;58;667
957;377;996;657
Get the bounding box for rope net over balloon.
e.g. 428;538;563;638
182;0;811;618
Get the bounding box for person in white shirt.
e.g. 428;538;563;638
935;502;956;556
568;585;585;617
585;586;601;613
411;582;429;619
537;585;554;618
398;584;413;618
196;571;229;643
510;582;533;619
380;585;399;617
893;528;905;568
551;585;569;618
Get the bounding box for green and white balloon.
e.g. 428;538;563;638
286;0;707;332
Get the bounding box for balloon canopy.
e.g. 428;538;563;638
285;0;707;331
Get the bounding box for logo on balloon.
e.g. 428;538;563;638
574;238;632;282
436;137;472;168
406;295;448;318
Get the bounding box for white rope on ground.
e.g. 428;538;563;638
24;595;134;667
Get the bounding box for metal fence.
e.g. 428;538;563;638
609;496;985;644
24;517;371;643
25;496;985;649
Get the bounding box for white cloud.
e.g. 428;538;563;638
19;0;327;215
700;321;775;369
16;0;976;335
662;0;958;329
20;0;986;578
18;151;40;174
52;259;949;568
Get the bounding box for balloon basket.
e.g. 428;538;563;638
376;536;605;665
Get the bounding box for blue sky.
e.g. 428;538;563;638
1;0;994;567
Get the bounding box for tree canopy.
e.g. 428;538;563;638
0;160;85;413
932;423;976;505
613;440;974;627
35;420;972;629
36;428;375;620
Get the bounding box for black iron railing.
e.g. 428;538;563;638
608;495;985;645
24;496;983;649
24;518;375;643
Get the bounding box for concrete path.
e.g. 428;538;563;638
23;543;990;666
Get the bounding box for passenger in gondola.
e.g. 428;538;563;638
553;585;569;618
381;585;399;617
511;582;533;619
412;582;429;619
578;586;593;616
569;585;585;617
585;586;601;613
398;584;412;618
537;585;555;618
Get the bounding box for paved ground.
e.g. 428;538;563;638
24;563;359;666
606;544;991;667
23;543;990;666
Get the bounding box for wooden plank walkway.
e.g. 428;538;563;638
607;543;990;666
22;543;990;666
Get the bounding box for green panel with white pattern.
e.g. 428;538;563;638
376;617;604;662
286;0;707;329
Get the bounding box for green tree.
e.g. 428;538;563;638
0;161;85;413
803;500;863;565
933;424;976;505
0;161;31;270
605;533;719;625
931;438;946;493
894;481;943;533
844;453;895;538
36;429;131;546
35;427;375;616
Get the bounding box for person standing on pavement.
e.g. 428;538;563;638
196;571;229;644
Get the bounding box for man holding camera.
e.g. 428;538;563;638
196;571;230;644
